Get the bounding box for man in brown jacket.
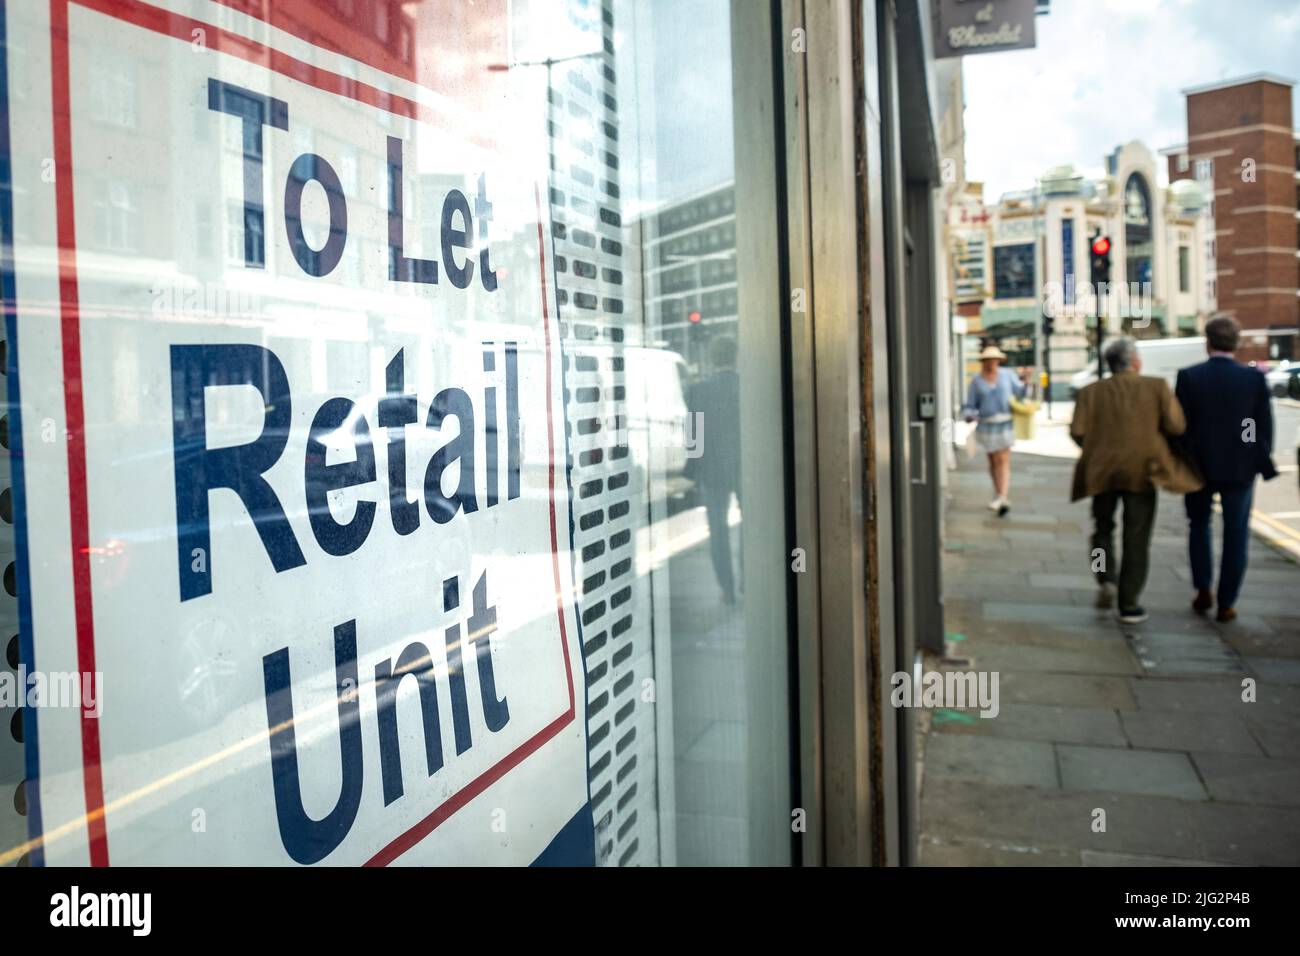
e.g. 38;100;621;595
1070;337;1197;623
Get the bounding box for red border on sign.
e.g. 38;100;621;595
47;0;575;867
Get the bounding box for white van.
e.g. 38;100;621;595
1069;336;1207;396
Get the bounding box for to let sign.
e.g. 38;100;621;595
4;0;590;866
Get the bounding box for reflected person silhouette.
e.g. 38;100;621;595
688;335;741;605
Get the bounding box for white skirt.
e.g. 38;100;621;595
975;419;1015;453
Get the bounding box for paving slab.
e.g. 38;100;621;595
921;778;1199;860
1057;744;1207;800
922;733;1058;788
1224;626;1300;660
1130;676;1297;714
1242;709;1300;758
920;836;1078;866
998;672;1138;710
1079;850;1222;866
982;602;1116;626
926;448;1300;865
1184;802;1300;866
970;641;1142;677
954;622;1133;649
932;702;1126;747
1027;572;1105;591
1190;751;1300;807
1246;657;1300;685
1125;631;1247;677
1120;710;1262;755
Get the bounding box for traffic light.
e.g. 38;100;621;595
1089;235;1111;286
1042;315;1055;336
686;309;703;360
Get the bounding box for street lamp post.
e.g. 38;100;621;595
1032;178;1045;401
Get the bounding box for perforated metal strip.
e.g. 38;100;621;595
0;325;25;866
549;0;659;867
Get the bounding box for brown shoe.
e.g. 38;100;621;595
1192;589;1213;614
1215;607;1237;623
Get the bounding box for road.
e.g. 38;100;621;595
1258;398;1300;546
1026;396;1300;558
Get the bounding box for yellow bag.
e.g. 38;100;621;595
1010;397;1040;441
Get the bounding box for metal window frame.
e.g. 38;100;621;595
775;0;901;866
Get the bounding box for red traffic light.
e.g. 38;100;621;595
1091;236;1111;256
688;311;702;324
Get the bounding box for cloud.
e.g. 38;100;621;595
963;0;1300;201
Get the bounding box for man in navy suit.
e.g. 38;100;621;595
1175;315;1278;622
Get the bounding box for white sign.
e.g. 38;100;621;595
5;0;589;865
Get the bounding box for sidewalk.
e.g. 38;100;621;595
918;434;1300;866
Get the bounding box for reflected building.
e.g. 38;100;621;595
638;183;738;375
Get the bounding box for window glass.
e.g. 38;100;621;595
0;0;791;867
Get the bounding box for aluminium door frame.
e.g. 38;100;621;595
777;0;901;866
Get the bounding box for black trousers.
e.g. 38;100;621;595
1090;488;1157;611
703;481;739;601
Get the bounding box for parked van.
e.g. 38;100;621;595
1069;336;1207;396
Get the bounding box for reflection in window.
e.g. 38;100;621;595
227;203;263;265
92;62;137;128
93;181;134;252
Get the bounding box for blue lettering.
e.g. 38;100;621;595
170;344;305;602
262;619;364;866
441;188;474;289
424;387;479;524
305;397;376;556
206;79;287;268
386;137;438;283
284;152;348;277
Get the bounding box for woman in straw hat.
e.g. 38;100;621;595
962;344;1029;516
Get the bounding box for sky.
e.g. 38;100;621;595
963;0;1300;202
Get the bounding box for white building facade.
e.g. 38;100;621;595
948;141;1216;398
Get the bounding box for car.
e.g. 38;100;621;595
1266;361;1299;398
1290;373;1300;491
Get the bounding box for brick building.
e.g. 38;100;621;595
1164;74;1300;362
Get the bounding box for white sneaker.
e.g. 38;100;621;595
987;497;1003;512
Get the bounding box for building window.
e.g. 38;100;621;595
93;180;134;251
1178;245;1190;293
1177;153;1189;173
92;61;138;128
1123;173;1153;286
1061;218;1075;303
1194;158;1213;182
952;232;987;301
993;242;1034;299
195;202;212;258
227;202;263;264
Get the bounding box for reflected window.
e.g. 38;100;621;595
93;180;135;251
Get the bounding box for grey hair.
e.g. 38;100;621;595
1104;337;1138;374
